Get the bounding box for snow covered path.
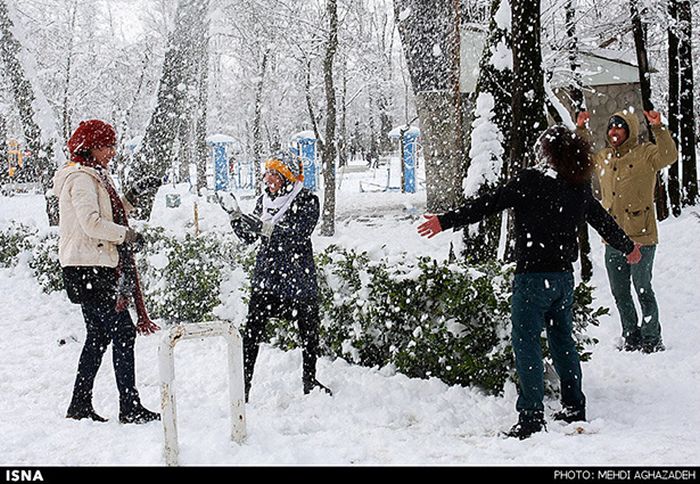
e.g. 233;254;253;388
0;194;699;466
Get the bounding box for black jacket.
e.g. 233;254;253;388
438;168;635;274
232;188;319;302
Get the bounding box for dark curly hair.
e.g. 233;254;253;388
538;124;593;185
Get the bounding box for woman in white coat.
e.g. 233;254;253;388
53;119;159;424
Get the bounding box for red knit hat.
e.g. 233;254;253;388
67;120;117;158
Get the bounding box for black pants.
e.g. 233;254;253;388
244;291;321;394
65;267;140;413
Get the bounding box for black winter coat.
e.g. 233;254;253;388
232;188;320;302
438;168;635;274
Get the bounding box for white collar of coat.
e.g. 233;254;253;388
261;181;304;224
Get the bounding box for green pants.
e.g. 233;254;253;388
604;245;662;347
511;272;585;415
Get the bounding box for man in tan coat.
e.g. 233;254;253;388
577;109;677;353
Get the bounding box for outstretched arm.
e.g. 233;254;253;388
417;174;524;238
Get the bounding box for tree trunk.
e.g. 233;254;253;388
461;0;512;263
61;1;78;148
564;0;593;282
667;0;682;217
0;113;8;186
510;0;546;173
394;0;464;212
304;58;322;149
129;0;209;218
678;0;697;207
338;56;348;168
195;21;210;196
252;50;269;197
177;45;198;186
0;0;57;224
367;86;378;166
320;0;339;237
177;118;193;183
507;0;546;263
451;0;463;172
630;1;669;221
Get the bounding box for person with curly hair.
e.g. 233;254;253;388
418;124;640;439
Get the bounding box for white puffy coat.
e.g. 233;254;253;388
52;163;133;268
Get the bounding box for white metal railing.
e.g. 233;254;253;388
158;321;246;466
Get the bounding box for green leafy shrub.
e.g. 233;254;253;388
28;230;63;293
266;245;605;395
0;223;34;268
137;227;243;324
0;223;607;395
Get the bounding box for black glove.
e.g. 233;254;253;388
239;213;275;238
240;213;262;233
123;228;145;252
125;175;161;205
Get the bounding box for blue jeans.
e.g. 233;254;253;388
604;245;661;346
511;272;585;415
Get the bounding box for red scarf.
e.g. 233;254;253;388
73;153;155;332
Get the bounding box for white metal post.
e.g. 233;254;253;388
158;321;247;467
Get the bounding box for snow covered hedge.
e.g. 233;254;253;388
274;245;606;395
1;224;607;395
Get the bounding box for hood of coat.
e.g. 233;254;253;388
52;163;102;197
607;109;640;153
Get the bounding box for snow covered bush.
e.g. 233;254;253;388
136;227;245;324
1;222;605;396
266;245;604;395
0;222;33;268
304;246;515;394
0;223;62;292
28;229;63;293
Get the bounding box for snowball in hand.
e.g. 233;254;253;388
218;192;240;214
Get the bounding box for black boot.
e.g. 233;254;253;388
642;340;666;354
66;404;108;423
119;403;160;424
553;406;586;424
505;412;546;440
303;375;332;396
66;387;108;423
623;331;643;352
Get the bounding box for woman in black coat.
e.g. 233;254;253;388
220;150;331;401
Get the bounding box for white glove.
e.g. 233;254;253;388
261;221;274;238
217;192;242;220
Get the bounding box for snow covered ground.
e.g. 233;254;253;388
1;168;699;466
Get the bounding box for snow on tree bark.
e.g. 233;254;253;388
394;0;465;213
0;0;58;225
252;50;269;197
0;112;7;186
60;1;78;147
128;0;209;219
565;0;592;282
509;0;546;173
338;56;348;168
462;0;512;263
320;0;339;237
630;1;669;222
668;0;682;217
195;13;210;196
677;0;697;208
